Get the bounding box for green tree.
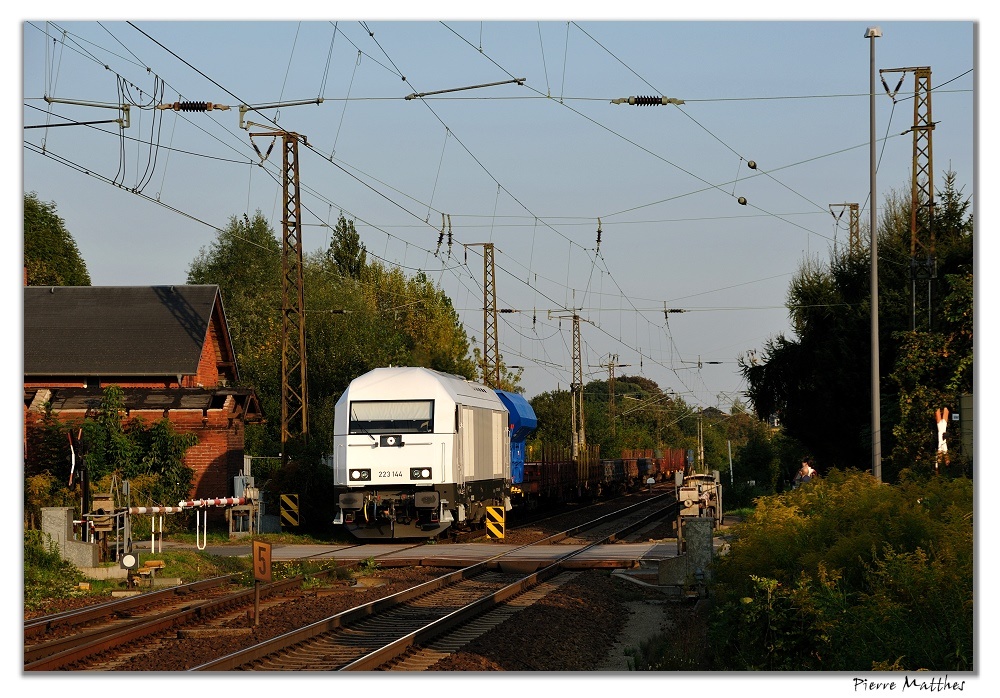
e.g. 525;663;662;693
887;271;973;477
326;214;367;279
23;192;91;286
188;211;282;454
79;386;196;500
528;388;573;451
729;419;779;489
529;376;735;467
357;263;477;379
886;172;974;478
739;171;972;482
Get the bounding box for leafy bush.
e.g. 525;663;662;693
708;469;972;671
23;529;85;611
25;472;78;530
25;387;199;533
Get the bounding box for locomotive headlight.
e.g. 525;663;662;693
349;469;371;481
410;467;432;480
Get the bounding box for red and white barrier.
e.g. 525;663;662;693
177;496;247;508
128;506;186;514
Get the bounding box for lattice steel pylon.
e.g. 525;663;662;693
571;314;584;459
482;243;499;388
548;309;588;459
276;131;308;462
600;353;631;436
882;66;936;330
608;354;617;434
465;243;500;388
830;203;861;256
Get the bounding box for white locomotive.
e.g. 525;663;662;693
331;366;511;539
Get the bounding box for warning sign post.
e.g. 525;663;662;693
252;540;272;626
486;506;505;540
280;494;299;528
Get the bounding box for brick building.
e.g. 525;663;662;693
24;285;261;500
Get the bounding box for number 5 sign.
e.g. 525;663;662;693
253;540;272;582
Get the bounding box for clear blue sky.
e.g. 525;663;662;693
15;9;980;413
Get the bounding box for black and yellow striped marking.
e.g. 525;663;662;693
280;494;299;528
486;505;505;539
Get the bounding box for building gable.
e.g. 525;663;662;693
24;285;239;387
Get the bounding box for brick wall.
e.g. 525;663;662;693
138;407;242;498
191;320;220;388
25;405;245;500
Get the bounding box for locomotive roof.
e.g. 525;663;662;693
339;366;505;411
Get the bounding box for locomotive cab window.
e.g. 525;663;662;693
349;400;434;434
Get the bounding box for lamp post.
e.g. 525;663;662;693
866;26;882;481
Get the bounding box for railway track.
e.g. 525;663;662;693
24;569;347;670
190;494;676;671
24;574;240;643
448;483;675;544
25;492;678;671
381;570;582;671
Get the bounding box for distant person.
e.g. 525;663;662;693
794;459;816;487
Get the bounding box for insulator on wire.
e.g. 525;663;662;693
611;95;685;106
159;101;230;112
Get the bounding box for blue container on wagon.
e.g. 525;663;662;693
494;390;537;485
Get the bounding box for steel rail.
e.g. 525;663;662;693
24;574;240;640
24;573;323;670
189;494;676;671
342;496;677;670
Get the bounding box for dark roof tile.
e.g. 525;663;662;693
24;285;223;377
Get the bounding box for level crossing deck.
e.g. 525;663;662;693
137;537;727;569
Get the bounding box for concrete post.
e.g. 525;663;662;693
40;507;99;568
657;516;714;589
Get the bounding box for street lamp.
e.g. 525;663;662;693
866;25;882;481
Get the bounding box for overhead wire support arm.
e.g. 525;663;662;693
237;98;324;129
154;98;322;134
679;355;723;370
404;78;526;100
43;96;131;128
